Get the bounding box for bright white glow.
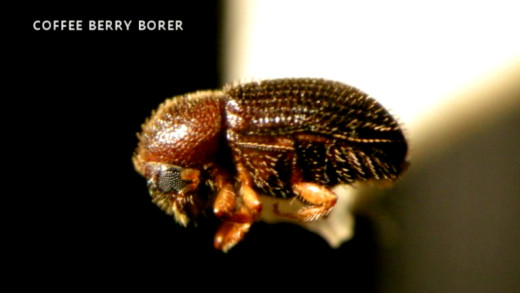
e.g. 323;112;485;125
224;0;520;137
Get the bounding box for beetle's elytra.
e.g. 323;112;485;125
133;78;408;252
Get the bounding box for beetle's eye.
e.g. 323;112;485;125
157;167;186;193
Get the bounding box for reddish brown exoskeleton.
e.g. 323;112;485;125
132;78;408;252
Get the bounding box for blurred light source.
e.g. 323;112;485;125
223;0;520;160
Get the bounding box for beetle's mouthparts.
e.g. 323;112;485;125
150;191;189;226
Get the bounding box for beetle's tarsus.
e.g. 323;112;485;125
214;221;251;252
292;182;337;222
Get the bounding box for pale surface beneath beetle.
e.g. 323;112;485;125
260;184;358;248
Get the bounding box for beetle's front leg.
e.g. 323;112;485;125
213;220;251;252
212;162;262;223
210;162;261;252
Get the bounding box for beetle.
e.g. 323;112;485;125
132;78;408;252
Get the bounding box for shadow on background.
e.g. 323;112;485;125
379;105;520;292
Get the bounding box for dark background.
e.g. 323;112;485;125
17;3;379;291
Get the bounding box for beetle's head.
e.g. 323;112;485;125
132;91;226;225
135;161;203;226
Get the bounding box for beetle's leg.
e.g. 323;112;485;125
213;220;251;252
289;150;337;221
213;170;237;218
212;163;262;223
234;160;263;220
210;161;261;252
292;182;337;221
212;172;253;252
